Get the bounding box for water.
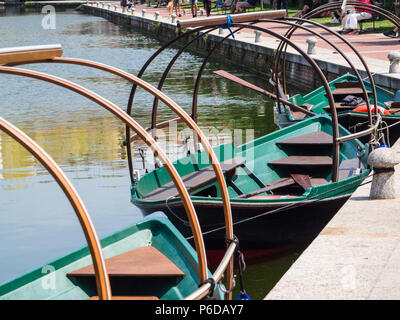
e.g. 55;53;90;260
0;9;303;299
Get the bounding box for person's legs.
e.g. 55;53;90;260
203;0;211;16
235;1;250;13
343;13;357;30
384;26;400;38
190;0;198;17
282;0;288;12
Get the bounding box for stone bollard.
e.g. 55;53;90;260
171;14;176;23
122;7;126;12
306;37;317;55
155;11;160;20
367;147;400;199
218;27;224;35
107;4;111;10
114;5;118;11
254;30;261;43
142;9;146;17
131;8;135;15
101;3;105;8
199;9;204;16
388;51;400;73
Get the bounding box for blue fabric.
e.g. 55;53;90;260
237;291;251;300
214;0;223;7
221;14;235;39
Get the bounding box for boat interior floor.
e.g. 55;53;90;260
142;157;245;200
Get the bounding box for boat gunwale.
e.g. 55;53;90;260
0;216;204;299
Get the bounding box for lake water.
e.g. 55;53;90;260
0;8;305;299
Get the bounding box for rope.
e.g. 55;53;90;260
165;196;191;227
199;277;216;298
221;14;235;39
225;236;249;300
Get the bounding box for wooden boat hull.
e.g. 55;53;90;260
132;115;370;259
136;193;351;254
0;217;221;300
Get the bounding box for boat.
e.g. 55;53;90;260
277;74;400;146
0;213;223;300
0;45;240;299
122;14;378;261
215;70;400;147
131;114;371;258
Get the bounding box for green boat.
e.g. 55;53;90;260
280;74;400;146
0;117;231;300
0;215;222;300
0;44;240;300
131;114;371;261
215;71;400;146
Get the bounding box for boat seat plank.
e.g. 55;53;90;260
67;246;184;278
267;176;328;187
323;102;364;112
88;296;159;300
326;87;372;97
143;157;246;200
276;131;333;146
268;156;332;167
334;81;361;89
236;177;295;199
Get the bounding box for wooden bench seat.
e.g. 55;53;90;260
326;87;372;98
268;156;333;168
68;246;184;278
277;131;333;147
143;157;246;200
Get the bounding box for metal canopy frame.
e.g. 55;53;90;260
129;11;390;182
0;46;236;299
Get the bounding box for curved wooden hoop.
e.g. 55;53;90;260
0;117;112;300
267;17;375;138
139;23;338;181
273;16;380;130
0;65;210;285
3;57;235;298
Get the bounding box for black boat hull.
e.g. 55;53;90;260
138;194;350;258
338;112;400;146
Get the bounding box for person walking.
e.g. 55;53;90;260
340;0;372;35
277;0;288;13
203;0;211;16
384;27;400;38
190;0;198;17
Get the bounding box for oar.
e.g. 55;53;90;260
214;70;315;117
